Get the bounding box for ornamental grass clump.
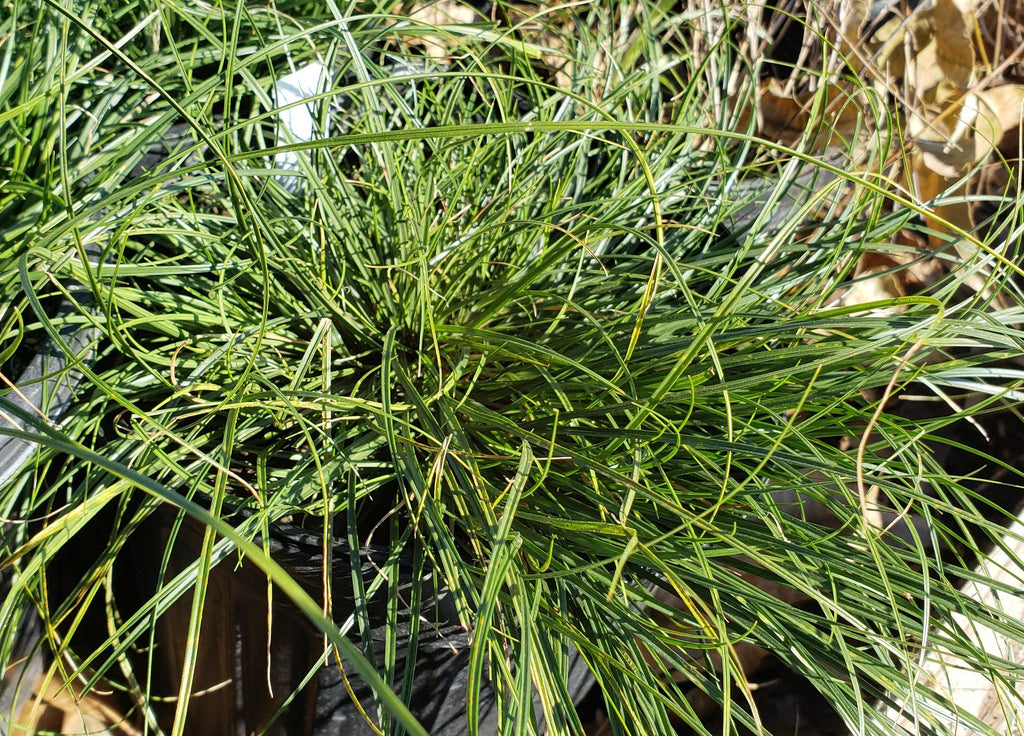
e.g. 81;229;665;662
3;2;1024;735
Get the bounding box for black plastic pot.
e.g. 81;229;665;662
111;505;592;735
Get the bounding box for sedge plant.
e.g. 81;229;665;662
2;1;1024;735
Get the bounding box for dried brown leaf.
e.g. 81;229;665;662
754;79;863;146
911;84;1024;177
405;1;486;59
911;95;992;176
909;0;975;104
978;82;1024;143
838;249;945;308
912;150;973;249
408;0;480;27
